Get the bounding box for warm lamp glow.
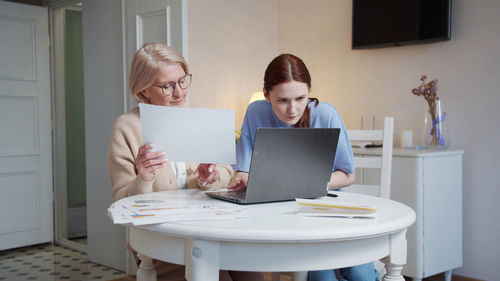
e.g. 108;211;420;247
248;91;265;104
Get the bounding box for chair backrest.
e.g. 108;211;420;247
343;117;394;199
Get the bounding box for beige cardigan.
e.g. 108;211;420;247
108;106;233;202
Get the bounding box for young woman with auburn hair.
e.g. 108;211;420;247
229;53;379;281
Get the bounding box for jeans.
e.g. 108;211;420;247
307;262;380;281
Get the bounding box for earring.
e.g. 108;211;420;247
146;98;151;104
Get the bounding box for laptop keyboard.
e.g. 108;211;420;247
219;190;246;200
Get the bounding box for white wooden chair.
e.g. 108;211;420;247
344;116;395;279
344;116;394;199
272;117;394;281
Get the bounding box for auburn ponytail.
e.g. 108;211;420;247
294;98;319;128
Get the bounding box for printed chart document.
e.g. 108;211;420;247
108;198;249;226
140;103;236;164
295;198;377;218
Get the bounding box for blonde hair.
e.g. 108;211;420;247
129;42;188;103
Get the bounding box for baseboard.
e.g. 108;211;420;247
452;275;485;281
418;273;485;281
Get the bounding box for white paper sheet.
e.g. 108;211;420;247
139;103;236;164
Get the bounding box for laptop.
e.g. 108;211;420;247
206;128;340;204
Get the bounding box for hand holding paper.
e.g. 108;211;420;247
195;164;218;186
135;143;168;182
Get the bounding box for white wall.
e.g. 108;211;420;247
82;0;127;270
186;0;279;127
278;0;500;280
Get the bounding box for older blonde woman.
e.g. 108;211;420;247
108;43;263;281
108;43;229;202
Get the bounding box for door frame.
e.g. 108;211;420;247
48;0;87;253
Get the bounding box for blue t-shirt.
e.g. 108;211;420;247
235;100;354;174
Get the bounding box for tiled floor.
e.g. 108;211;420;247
0;243;127;281
0;242;449;281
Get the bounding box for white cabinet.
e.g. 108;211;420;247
353;148;463;281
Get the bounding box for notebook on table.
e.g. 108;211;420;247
206;128;340;204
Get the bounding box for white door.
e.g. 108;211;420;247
125;0;187;109
0;1;52;250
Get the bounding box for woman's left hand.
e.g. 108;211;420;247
195;164;219;186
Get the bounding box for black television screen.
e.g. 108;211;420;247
352;0;452;49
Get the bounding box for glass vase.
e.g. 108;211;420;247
423;99;449;149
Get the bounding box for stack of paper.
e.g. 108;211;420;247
295;198;377;218
108;199;249;226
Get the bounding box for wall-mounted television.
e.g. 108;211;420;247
352;0;452;49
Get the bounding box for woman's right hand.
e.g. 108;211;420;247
228;171;249;192
135;143;168;182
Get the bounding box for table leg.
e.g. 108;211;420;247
381;231;407;281
136;253;157;281
270;272;281;281
270;271;306;281
383;264;404;281
185;239;220;281
444;270;452;281
292;271;308;281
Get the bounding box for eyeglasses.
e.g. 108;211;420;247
152;73;192;97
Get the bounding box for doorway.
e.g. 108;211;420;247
50;1;87;252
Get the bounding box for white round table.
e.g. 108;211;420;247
112;189;415;281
